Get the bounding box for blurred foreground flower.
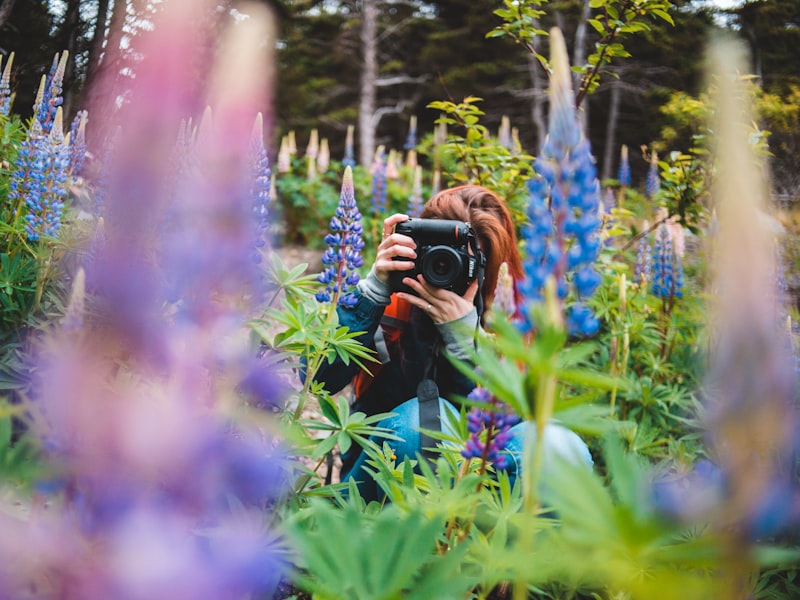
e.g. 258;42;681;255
0;2;288;598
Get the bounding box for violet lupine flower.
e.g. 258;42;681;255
633;236;652;287
68;110;88;177
462;386;521;470
650;224;683;299
342;124;356;168
408;164;423;217
645;152;660;199
35;51;68;134
404;115;418;151
370;146;388;216
249;113;271;263
0;52;13;117
617;144;631;187
0;4;290;598
316;166;365;307
518;28;601;337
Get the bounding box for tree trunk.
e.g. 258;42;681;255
84;0;128;149
527;35;546;152
572;0;591;134
358;0;378;167
601;82;621;181
0;0;16;30
86;0;111;84
60;0;82;118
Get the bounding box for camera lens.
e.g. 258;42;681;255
421;246;462;288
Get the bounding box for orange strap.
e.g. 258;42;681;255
352;295;412;398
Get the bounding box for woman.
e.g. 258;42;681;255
315;185;590;501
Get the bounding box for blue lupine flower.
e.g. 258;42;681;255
408;165;423;217
9;110;69;241
342;124;356;168
461;386;521;470
617;144;631;187
518;28;602;337
35;52;68;134
0;52;13;116
68;110;88;177
651;224;683;299
316;166;365;307
645;152;660;199
634;236;652;286
249;113;271;263
403;115;417;151
370;146;387;216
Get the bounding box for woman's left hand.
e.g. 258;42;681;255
397;275;479;324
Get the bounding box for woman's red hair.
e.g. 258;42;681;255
420;185;523;316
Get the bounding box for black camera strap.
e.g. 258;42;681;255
417;340;441;466
467;228;486;348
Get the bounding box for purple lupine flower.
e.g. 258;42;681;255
408;165;423;218
370;145;387;216
404;115;417;151
249;113;271;263
316;166;365;307
68;110;88;177
0;52;13;116
93;126;120;218
342;124;356;168
461;387;521;470
498;115;512;150
645;152;660;199
35;51;68;134
518;28;601;337
650;224;683;299
492;262;517;318
633;235;652;287
0;4;290;598
617;144;631;187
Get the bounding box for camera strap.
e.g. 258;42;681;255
417;340;441;466
467;228;486;347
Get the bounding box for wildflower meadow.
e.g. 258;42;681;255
0;1;798;599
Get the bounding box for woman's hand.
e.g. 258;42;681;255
398;276;479;324
373;213;417;284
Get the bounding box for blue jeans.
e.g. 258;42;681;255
341;397;593;503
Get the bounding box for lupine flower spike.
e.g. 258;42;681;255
68;110;88;177
519;27;602;337
645;151;660;199
634;234;652;288
408;165;424;218
386;149;399;179
35;51;69;134
651;224;683;299
277;135;291;173
0;52;14;116
617;145;631;187
249;112;271;262
491;262;517;319
306;128;318;179
342;124;356;168
404;115;418;168
498;115;512;150
317;138;330;173
316;166;365;307
462;387;521;470
370;145;387;216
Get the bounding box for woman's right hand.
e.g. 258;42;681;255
373;213;417;284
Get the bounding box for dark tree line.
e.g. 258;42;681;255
1;0;799;185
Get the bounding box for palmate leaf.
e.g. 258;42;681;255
284;502;475;600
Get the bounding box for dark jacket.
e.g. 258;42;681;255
314;287;477;418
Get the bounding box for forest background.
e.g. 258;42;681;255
2;0;800;202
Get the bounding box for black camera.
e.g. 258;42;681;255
389;218;484;296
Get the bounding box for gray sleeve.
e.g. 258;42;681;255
436;307;480;362
357;268;393;306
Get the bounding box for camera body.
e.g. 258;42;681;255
389;218;483;296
